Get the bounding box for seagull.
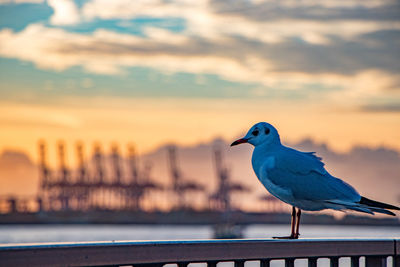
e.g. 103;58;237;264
231;122;400;239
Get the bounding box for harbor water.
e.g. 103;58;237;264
1;224;399;243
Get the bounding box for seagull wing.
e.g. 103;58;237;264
266;147;360;202
278;147;326;175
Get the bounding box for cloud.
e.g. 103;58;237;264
82;0;198;21
0;0;399;108
0;23;399;99
47;0;80;25
240;0;395;9
81;0;400;43
0;0;44;3
1;0;399;75
209;0;400;21
360;103;400;112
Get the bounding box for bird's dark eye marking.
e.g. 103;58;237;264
252;130;259;136
265;128;270;135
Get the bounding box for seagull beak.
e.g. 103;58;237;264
230;138;248;146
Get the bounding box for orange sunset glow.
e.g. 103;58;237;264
0;0;399;213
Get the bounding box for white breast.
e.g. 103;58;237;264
263;156;275;169
257;156;294;204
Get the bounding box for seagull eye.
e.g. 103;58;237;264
252;130;259;136
265;128;270;135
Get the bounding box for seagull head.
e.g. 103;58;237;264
231;122;280;147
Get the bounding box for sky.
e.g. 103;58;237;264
0;0;400;168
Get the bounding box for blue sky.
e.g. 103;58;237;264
0;0;399;158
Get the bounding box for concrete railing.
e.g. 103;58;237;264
0;238;399;267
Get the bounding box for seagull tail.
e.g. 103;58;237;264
366;207;396;216
326;199;398;216
341;203;395;216
359;196;400;211
357;196;400;216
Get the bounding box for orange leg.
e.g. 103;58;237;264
294;209;301;239
273;206;298;239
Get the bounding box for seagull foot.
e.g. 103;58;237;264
272;234;299;239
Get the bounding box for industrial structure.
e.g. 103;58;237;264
1;141;398;227
36;141;162;212
0;140;289;216
209;146;250;212
167;145;206;210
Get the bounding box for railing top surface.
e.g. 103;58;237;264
1;238;399;267
1;237;400;250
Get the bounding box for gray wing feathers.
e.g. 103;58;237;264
268;148;360;202
279;147;326;175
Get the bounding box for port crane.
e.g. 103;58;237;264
167;145;205;210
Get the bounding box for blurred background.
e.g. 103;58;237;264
0;0;399;243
